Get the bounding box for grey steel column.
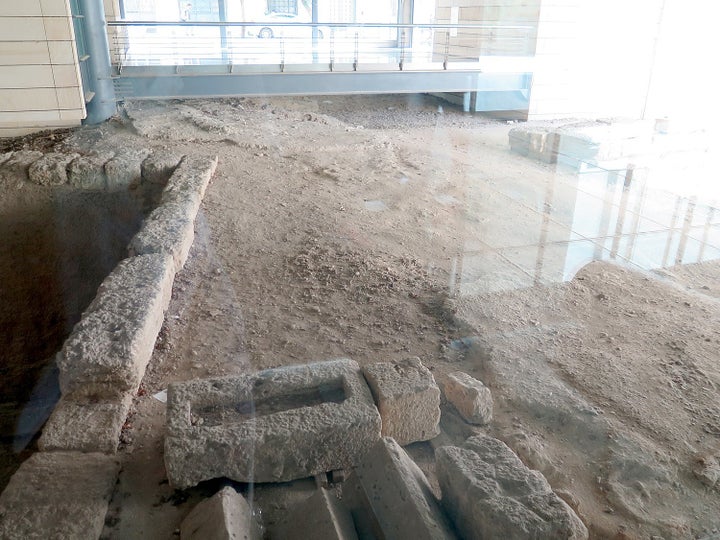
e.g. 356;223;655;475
78;0;116;124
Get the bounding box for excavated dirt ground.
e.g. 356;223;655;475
2;95;720;539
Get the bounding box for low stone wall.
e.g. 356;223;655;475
0;150;218;538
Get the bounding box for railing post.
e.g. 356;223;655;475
78;0;116;124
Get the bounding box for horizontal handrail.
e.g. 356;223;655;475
107;20;535;31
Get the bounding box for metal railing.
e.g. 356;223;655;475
106;21;536;73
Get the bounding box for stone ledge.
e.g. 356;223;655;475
128;202;196;273
57;253;175;399
0;452;119;540
161;155;218;218
38;393;132;454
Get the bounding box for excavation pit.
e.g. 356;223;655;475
0;149;173;489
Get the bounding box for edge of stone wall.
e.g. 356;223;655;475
0;151;218;537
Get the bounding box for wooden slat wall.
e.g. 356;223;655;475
0;0;86;137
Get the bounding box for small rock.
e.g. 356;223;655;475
442;371;493;425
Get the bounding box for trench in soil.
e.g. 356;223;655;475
0;184;156;490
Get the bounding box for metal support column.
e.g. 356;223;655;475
78;0;116;124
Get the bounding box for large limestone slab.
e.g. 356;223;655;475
38;393;132;453
344;437;456;540
128;201;196;272
57;254;175;398
180;486;261;540
435;435;588;540
160;154;218;219
28;152;78;185
362;358;440;445
275;488;358;540
442;371;493;425
165;359;381;488
0;452;120;540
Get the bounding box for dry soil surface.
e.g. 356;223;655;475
3;95;720;539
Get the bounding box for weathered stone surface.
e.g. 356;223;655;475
362;358;440;445
180;486;261;540
38;393;132;453
68;153;113;189
0;452;120;540
165;359;381;488
443;371;493;425
142;151;182;185
436;435;588;540
128;201;195;272
0;151;12;166
161;154;218;218
0;150;43;183
57;254;175;398
344;437;456;540
105;149;150;190
28;152;78;185
275;488;358;540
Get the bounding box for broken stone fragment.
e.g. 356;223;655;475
164;359;381;488
0;452;120;540
180;486;261;540
344;437;456;540
274;488;358;540
435;434;588;540
362;357;441;445
442;371;493;425
0;151;12;166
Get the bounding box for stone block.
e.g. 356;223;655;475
128;201;196;272
105;149;150;190
344;437;456;540
38;393;132;453
0;452;120;540
362;358;440;445
28;152;78;185
57;254;175;398
435;435;588;540
442;371;493;425
180;486;261;540
161;154;218;219
0;151;12;166
165;359;381;488
68;153;113;189
0;150;43;183
142;151;182;185
275;488;358;540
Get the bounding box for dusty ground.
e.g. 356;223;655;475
3;94;720;539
